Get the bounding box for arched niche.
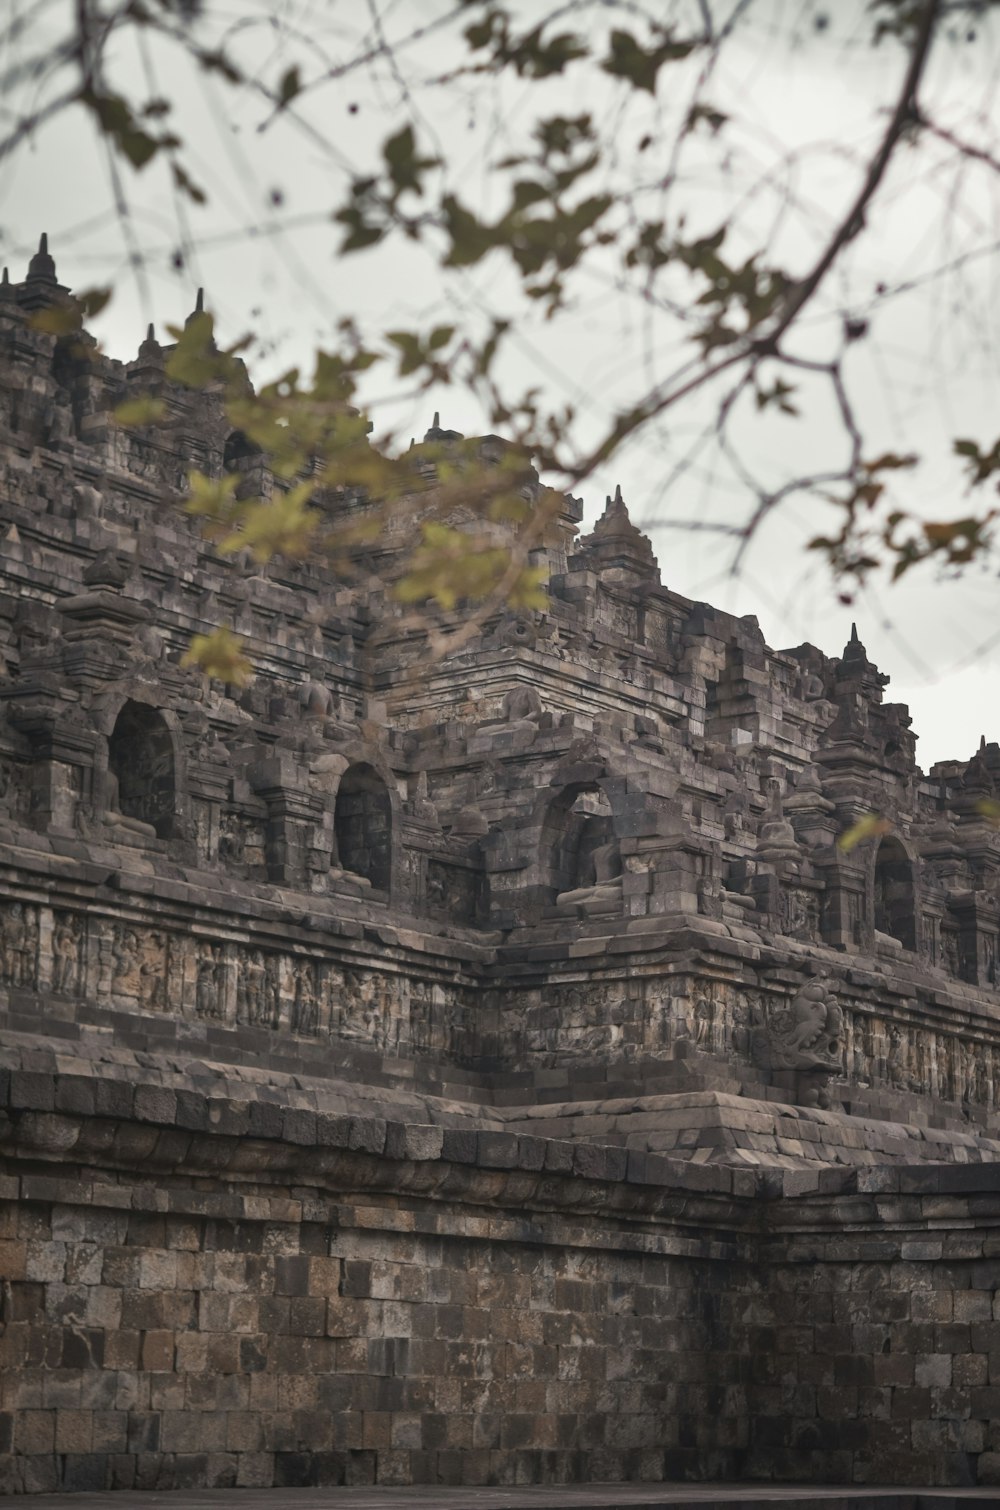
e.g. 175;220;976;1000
334;762;392;892
873;836;917;951
541;783;620;901
107;701;176;837
223;429;260;469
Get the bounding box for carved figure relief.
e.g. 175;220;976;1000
783;887;819;938
111;924;141;996
426;859;479;923
195;942;224;1019
237;949;270;1027
0;902;37;988
291;960;318;1035
0;759;26;820
52;913;83;995
138;931;167;1011
219;810;267;873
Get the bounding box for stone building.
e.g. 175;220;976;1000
3;237;1000;1494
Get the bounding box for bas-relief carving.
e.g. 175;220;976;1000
782;886;820;939
0;757;28;820
52;913;83;995
0;901;38;988
751;978;844;1108
339;967;402;1052
195;941;225;1020
426;859;478;923
107;923;169;1009
219;809;267;874
291;960;318;1035
236;949;272;1028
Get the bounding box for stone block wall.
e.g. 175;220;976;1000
0;1088;755;1493
5;1053;1000;1493
746;1167;1000;1488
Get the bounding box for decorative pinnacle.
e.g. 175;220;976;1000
26;231;57;284
137;321;162;361
184;287;206;327
423;410;463;443
850;622;860;644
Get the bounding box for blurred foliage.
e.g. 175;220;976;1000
14;0;1000;688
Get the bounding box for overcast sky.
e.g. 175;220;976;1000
4;0;1000;769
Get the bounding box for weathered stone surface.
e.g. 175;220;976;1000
4;241;1000;1494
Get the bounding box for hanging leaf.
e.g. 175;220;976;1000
836;813;892;852
27;286;112;336
278;66;302;107
180;627;253;686
114;396;168;427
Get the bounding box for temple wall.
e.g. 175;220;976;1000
0;1071;754;1494
4;1063;1000;1493
746;1170;1000;1489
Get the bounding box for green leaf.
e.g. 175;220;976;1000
218;484;319;562
165;311;220;388
686;103;728;134
278;65;302;107
442;196;495;267
27;286;112;336
172;162;207;205
602;28;694;94
383;124;439;197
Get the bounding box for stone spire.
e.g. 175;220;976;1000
833;621;888;701
579;485;659;582
19;233;68;311
27;233;57;287
423;410;463;443
184;288;208;327
0;268;13;303
129;323;165;381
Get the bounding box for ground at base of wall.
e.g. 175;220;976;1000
0;1481;999;1508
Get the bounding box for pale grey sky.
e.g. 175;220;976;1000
4;0;1000;769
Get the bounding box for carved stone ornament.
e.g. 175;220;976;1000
752;976;844;1107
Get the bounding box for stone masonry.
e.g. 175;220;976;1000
3;237;1000;1493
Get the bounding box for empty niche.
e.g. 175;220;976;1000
107;701;176;837
334;762;392;891
873;836;917;951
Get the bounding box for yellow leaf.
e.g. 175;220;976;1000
836;814;892;852
975;798;1000;826
27;287;111;337
180;627;253;686
114;396;167;427
219;485;318;563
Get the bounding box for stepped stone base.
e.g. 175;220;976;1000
503;1091;1000;1169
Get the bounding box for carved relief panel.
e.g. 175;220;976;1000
0;901;38;989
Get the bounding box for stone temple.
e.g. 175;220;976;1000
3;236;1000;1497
